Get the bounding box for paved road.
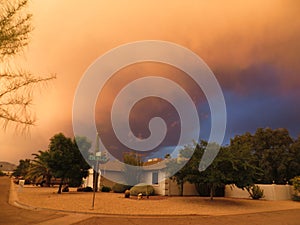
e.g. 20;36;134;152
1;176;300;225
72;209;300;225
0;177;89;225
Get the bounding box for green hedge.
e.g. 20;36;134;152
112;183;132;193
130;183;155;196
101;186;112;192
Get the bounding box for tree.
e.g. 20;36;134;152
287;136;300;181
71;136;91;187
166;144;196;196
167;140;260;200
232;128;295;184
47;133;90;193
227;134;264;197
187;143;235;200
252;128;293;184
0;0;54;130
123;151;144;185
27;150;52;186
13;159;30;177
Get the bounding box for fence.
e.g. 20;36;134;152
225;184;295;200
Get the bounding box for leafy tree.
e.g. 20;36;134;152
252;128;293;184
186;142;235;200
27;150;52;186
47;133;90;193
168;140;261;200
166;144;195;196
228;134;263;188
13;159;30;177
287;136;300;181
123;151;143;185
71;136;91;187
0;0;54;130
232;128;296;184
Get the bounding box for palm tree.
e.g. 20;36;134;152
27;150;52;186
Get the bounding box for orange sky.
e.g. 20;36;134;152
1;0;300;164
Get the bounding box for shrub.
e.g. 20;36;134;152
292;195;300;201
101;186;112;192
112;183;132;193
124;189;130;198
0;170;5;176
77;186;93;192
247;185;264;200
83;186;93;192
291;176;300;193
291;176;300;201
130;183;155;196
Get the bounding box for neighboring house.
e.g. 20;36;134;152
82;158;198;196
0;161;16;176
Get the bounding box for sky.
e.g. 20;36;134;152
1;0;300;164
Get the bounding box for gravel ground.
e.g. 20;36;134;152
16;185;300;216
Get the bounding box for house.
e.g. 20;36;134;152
82;158;198;196
0;161;16;176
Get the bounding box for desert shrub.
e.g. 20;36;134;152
112;183;132;193
101;186;112;192
291;176;300;193
129;183;155;196
83;186;93;192
247;185;264;200
292;195;300;201
77;186;93;192
124;189;130;198
291;176;300;201
0;170;5;176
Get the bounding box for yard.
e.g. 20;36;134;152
16;184;300;216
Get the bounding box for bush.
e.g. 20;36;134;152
292;195;300;201
130;183;155;196
101;186;111;192
291;176;300;201
291;176;300;193
124;190;130;198
77;186;93;192
0;170;5;176
112;183;132;193
247;185;264;200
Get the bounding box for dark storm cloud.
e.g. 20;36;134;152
220;64;300;142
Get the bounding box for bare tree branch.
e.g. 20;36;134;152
0;0;55;132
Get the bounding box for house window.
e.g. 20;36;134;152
152;172;158;185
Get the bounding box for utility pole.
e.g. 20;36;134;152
92;132;100;210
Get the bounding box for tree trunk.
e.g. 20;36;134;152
179;181;184;196
46;175;51;187
210;185;214;200
58;177;64;194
